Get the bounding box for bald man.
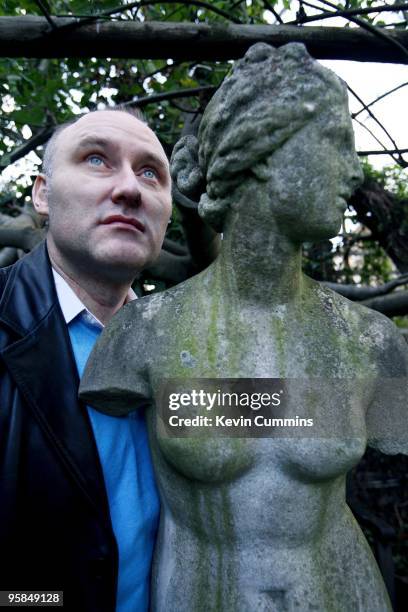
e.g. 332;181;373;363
0;109;172;612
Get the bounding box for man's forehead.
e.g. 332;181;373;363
57;111;166;159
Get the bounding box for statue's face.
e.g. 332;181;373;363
265;99;363;243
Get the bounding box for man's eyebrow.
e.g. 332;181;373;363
76;137;113;151
141;152;169;170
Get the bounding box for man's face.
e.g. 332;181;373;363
33;111;172;281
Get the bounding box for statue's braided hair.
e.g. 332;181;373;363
171;42;347;232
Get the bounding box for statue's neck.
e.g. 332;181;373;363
215;197;303;307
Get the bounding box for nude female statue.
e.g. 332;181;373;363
80;43;408;611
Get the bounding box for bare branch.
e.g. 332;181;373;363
262;0;284;24
124;85;216;108
169;100;199;113
33;0;57;30
358;147;408;156
353;81;408;119
348;85;399;152
289;2;408;26
353;117;407;167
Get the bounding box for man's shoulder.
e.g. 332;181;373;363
0;242;49;287
0;261;19;314
0;242;59;337
0;261;14;291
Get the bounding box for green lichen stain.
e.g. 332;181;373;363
271;315;288;377
194;485;238;611
189;486;209;611
220;487;238;610
207;284;219;372
204;490;223;610
156;435;253;486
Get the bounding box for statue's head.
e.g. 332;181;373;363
171;42;363;238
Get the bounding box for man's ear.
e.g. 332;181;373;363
32;174;50;217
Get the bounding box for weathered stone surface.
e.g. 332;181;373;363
80;43;408;611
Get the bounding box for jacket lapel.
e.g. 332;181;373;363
0;242;111;521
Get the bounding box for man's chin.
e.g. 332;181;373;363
93;247;151;280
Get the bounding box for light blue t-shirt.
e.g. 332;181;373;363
69;314;159;612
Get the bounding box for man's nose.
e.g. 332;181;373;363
111;165;142;207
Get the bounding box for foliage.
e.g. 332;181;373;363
361;158;408;201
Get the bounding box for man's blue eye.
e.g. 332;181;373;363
143;168;157;179
88;155;104;166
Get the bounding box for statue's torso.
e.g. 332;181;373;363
140;274;392;611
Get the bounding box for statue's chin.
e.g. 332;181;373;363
297;213;344;243
305;226;341;243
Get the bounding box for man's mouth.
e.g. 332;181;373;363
101;215;145;232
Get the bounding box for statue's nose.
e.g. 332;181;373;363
347;151;364;192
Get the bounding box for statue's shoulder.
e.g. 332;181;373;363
115;275;199;326
317;282;408;374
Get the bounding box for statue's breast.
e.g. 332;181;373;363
149;405;367;488
151;434;255;484
152;432;366;486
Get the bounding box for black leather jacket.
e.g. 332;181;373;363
0;242;118;612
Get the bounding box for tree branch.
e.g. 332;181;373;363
125;85;216;108
353;116;407;167
262;0;284;24
358;147;408;156
353;81;408;119
0;247;19;267
143;249;194;285
162;237;188;256
33;0;57;30
0;125;54;171
324;274;408;301
310;0;408;61
348;84;400;155
0;17;407;63
350;178;408;274
132;1;243;24
56;0;243;24
0;227;45;252
361;290;408;317
289;2;408;26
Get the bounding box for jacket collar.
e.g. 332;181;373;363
0;242;113;523
0;241;56;336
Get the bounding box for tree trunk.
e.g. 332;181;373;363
350;179;408;274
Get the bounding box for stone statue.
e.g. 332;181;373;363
80;43;408;611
